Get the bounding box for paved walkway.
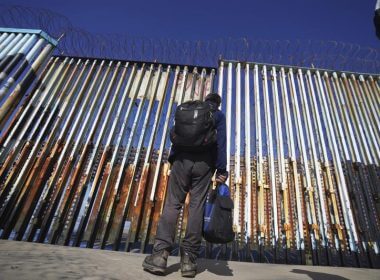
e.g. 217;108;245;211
0;240;378;279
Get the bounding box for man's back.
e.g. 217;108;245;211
168;98;228;180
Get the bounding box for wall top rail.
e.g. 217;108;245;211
53;55;217;74
220;59;380;78
0;27;58;46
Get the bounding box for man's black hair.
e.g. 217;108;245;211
205;93;222;106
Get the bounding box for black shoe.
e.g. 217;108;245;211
142;250;169;275
180;250;197;278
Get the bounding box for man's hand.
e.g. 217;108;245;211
215;170;228;184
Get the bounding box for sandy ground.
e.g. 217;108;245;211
0;240;378;280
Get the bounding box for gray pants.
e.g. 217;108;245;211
153;151;214;259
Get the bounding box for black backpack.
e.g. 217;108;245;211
170;100;217;152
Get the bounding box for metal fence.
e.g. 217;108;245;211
0;28;379;268
218;60;380;266
0;54;215;254
0;28;57;131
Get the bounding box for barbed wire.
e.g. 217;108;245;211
0;4;379;73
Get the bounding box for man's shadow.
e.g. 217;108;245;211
166;259;233;277
291;269;349;280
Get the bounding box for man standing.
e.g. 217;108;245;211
142;93;228;277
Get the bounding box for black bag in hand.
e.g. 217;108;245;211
203;183;234;244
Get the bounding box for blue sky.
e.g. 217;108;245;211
2;0;379;48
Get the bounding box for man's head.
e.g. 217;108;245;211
205;93;222;107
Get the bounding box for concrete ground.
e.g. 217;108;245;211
0;240;378;280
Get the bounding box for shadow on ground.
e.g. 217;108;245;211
166;260;233;277
292;269;349;280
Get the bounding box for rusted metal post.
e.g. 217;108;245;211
341;74;380;207
10;60;102;241
138;66;180;252
226;63;232;178
72;64;144;247
149;66;180;202
271;67;290;251
289;68;318;254
23;61;114;242
108;65;165;250
89;64;154;249
45;62;128;244
315;71;358;254
0;59;81;235
298;70;329;242
262;66;278;247
244;64;252;241
2;58;75;184
324;72;380;262
59;63;137;246
0;58;71;209
124;66;171;251
37;61;122;244
0;56;56;163
234;63;242;236
254;64;265;248
0;59;93;241
309;72;344;252
279;68;304;255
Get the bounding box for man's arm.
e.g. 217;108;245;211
214;111;228;183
